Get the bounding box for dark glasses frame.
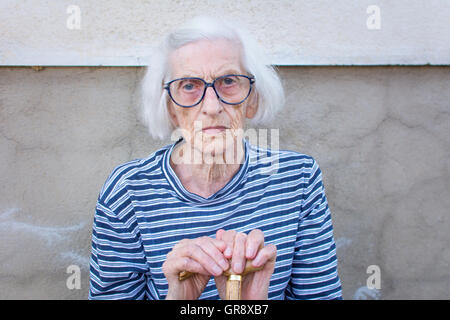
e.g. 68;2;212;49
163;74;255;108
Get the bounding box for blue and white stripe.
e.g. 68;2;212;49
89;138;342;300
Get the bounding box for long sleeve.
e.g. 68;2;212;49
285;158;343;299
89;198;150;299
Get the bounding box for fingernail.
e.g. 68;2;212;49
225;247;232;257
220;259;229;270
252;256;261;267
213;265;222;276
233;262;242;273
246;245;255;258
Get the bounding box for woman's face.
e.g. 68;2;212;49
167;39;257;163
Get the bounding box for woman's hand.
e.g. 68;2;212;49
214;229;277;300
163;236;229;300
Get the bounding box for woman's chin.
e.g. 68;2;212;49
187;133;241;164
201;146;226;162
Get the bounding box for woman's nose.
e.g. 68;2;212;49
201;86;223;115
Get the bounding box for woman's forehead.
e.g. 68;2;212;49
169;39;244;79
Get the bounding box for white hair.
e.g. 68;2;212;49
139;15;285;140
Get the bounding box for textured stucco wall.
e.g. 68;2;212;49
2;0;450;66
0;66;449;299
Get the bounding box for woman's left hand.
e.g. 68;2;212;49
214;229;277;300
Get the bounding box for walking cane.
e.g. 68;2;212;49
178;259;264;300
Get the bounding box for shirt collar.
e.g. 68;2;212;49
162;137;250;204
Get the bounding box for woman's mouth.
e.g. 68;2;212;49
202;126;227;134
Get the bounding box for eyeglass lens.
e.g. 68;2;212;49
168;75;251;107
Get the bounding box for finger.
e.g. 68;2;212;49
251;243;277;268
179;243;224;276
220;230;237;259
232;232;247;274
216;229;225;240
246;229;264;259
202;235;227;253
164;252;209;280
211;238;227;253
194;237;229;271
175;257;209;277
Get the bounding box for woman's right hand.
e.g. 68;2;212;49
162;236;229;300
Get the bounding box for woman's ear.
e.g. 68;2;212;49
245;91;258;119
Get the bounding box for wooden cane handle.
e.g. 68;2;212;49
225;264;264;300
177;248;265;300
224;261;264;276
226;275;242;300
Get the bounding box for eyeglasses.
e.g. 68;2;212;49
164;74;255;108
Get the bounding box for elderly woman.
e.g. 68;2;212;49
89;16;342;300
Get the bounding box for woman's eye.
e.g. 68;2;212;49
183;83;194;90
223;77;236;85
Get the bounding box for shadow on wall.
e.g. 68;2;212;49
0;207;90;299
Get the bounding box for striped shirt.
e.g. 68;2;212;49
88;137;342;300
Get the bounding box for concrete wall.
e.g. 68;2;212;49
2;0;450;66
0;66;448;299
